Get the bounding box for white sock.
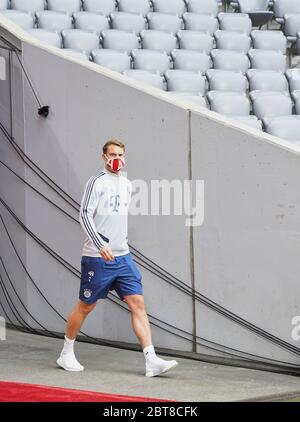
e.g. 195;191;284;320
143;345;158;362
62;335;75;355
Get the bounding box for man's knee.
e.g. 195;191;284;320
125;295;145;313
78;300;97;315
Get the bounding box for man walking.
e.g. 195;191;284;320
57;139;178;377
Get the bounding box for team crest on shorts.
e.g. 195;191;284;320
84;289;92;298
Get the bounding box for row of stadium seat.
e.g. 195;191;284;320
130;68;300;94
0;11;256;35
1;1;300;21
0;1;299;20
53;48;280;75
159;85;300;144
0;0;223;17
5;15;295;54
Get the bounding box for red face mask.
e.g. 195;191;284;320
105;155;125;172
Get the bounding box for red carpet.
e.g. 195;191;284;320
0;381;169;402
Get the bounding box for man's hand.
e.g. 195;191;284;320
100;246;115;261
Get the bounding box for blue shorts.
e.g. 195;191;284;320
79;252;143;304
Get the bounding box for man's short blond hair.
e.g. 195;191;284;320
103;139;125;154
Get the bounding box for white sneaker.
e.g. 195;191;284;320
145;358;178;377
56;352;84;372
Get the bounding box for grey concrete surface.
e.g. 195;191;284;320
1;328;300;402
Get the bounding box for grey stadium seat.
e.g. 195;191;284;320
152;0;186;17
117;0;152;17
171;50;211;74
214;30;251;52
237;1;270;14
211;49;250;73
186;0;219;17
61;29;100;53
249;89;291;100
165;70;206;95
123;69;165;89
230;115;263;129
248;49;287;72
36;11;73;32
177;30;214;54
47;0;81;15
285;69;300;92
101;30;140;53
82;0;116;15
131;49;171;74
27;29;62;47
147;12;183;33
236;0;273;27
274;0;300;25
250;30;287;55
182;13;218;35
140;30;177;54
208;91;251;115
0;0;9;10
206;69;247;92
73;12;110;33
10;0;45;12
283;14;300;43
2;10;35;29
91;49;131;72
247;69;288;92
63;48;90;60
110;12;146;34
264;116;300;143
251;91;293;121
218;12;252;35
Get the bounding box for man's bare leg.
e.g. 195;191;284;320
66;300;97;339
57;300;96;371
124;295;152;349
124;294;178;377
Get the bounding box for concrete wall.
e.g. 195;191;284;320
191;112;300;365
0;39;28;330
0;15;300;366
